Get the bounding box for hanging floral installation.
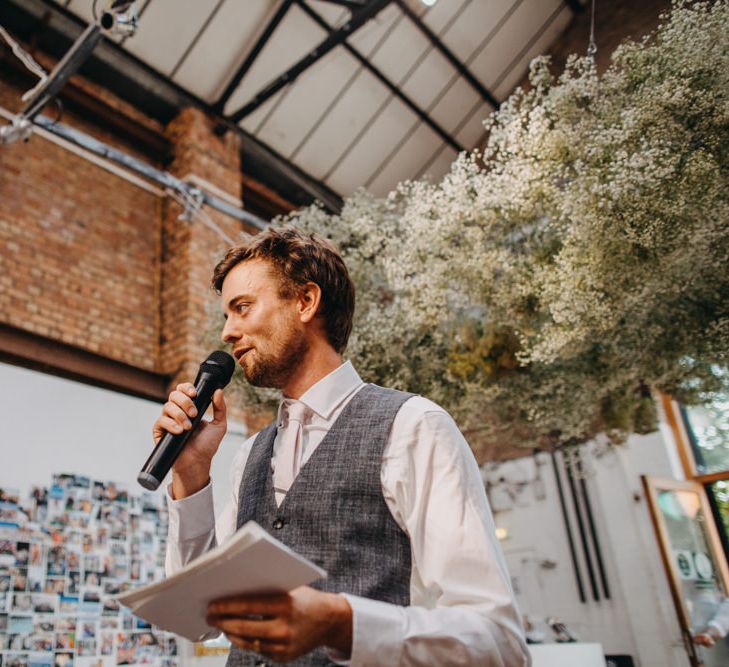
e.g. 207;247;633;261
230;1;729;462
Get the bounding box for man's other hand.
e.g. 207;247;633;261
206;586;353;663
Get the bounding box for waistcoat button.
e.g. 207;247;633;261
272;518;285;530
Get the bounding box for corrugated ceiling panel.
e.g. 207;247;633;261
120;0;221;76
426;71;485;134
172;0;275;103
474;0;563;90
254;49;362;158
418;145;459;186
289;67;392;180
346;3;402;54
398;47;457;112
492;6;571;99
438;0;519;63
221;4;329;117
420;0;473;35
364;12;430;89
366;122;443;197
455;107;490;147
324;100;415;195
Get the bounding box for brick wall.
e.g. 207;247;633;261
0;80;161;371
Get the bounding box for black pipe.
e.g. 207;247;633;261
576;450;610;599
564;451;600;601
551;451;586;603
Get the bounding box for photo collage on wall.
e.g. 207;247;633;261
0;475;178;667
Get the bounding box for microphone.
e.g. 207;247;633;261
137;351;235;491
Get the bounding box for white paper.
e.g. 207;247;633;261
115;521;327;641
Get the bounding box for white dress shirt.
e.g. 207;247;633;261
166;361;530;666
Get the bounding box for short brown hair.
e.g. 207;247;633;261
212;227;355;353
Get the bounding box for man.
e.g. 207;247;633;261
157;227;529;666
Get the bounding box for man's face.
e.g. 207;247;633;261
220;259;308;389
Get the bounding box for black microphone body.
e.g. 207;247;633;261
138;351;235;491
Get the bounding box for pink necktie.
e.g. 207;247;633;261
273;400;308;497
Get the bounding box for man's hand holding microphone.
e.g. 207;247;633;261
139;351;234;495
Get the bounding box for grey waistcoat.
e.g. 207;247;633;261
226;384;413;667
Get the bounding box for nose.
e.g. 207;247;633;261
221;316;239;345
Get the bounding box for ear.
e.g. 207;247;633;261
298;282;321;324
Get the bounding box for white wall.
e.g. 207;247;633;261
0;361;246;517
488;426;689;667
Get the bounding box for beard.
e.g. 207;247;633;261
241;322;309;389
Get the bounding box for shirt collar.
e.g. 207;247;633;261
277;361;363;424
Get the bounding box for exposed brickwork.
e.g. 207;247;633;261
160;108;246;386
0;80;160;370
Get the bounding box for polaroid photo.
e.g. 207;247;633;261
53;651;73;667
11;594;31;614
98;618;116;630
99;631;114;657
83;572;101;588
28;655;53;667
0;505;19;528
107;543;126;558
7;634;32;651
79;595;100;616
71;476;90;490
54;617;75;632
82;556;100;575
94;527;108;549
13;544;29;568
11;569;27;593
110;559;127;581
0;542;16;567
100;581;120;597
66;551;80;572
114;634;134;666
100;599;119;618
43;578;65;596
54;633;74;651
79;622;96;640
7;616;32;635
108;524;125;543
46;548;66;577
6;654;30;667
33;619;54;634
58;596;79;616
52;475;74;490
28;635;54;652
31;594;57;615
0;490;20;506
65;573;80;597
